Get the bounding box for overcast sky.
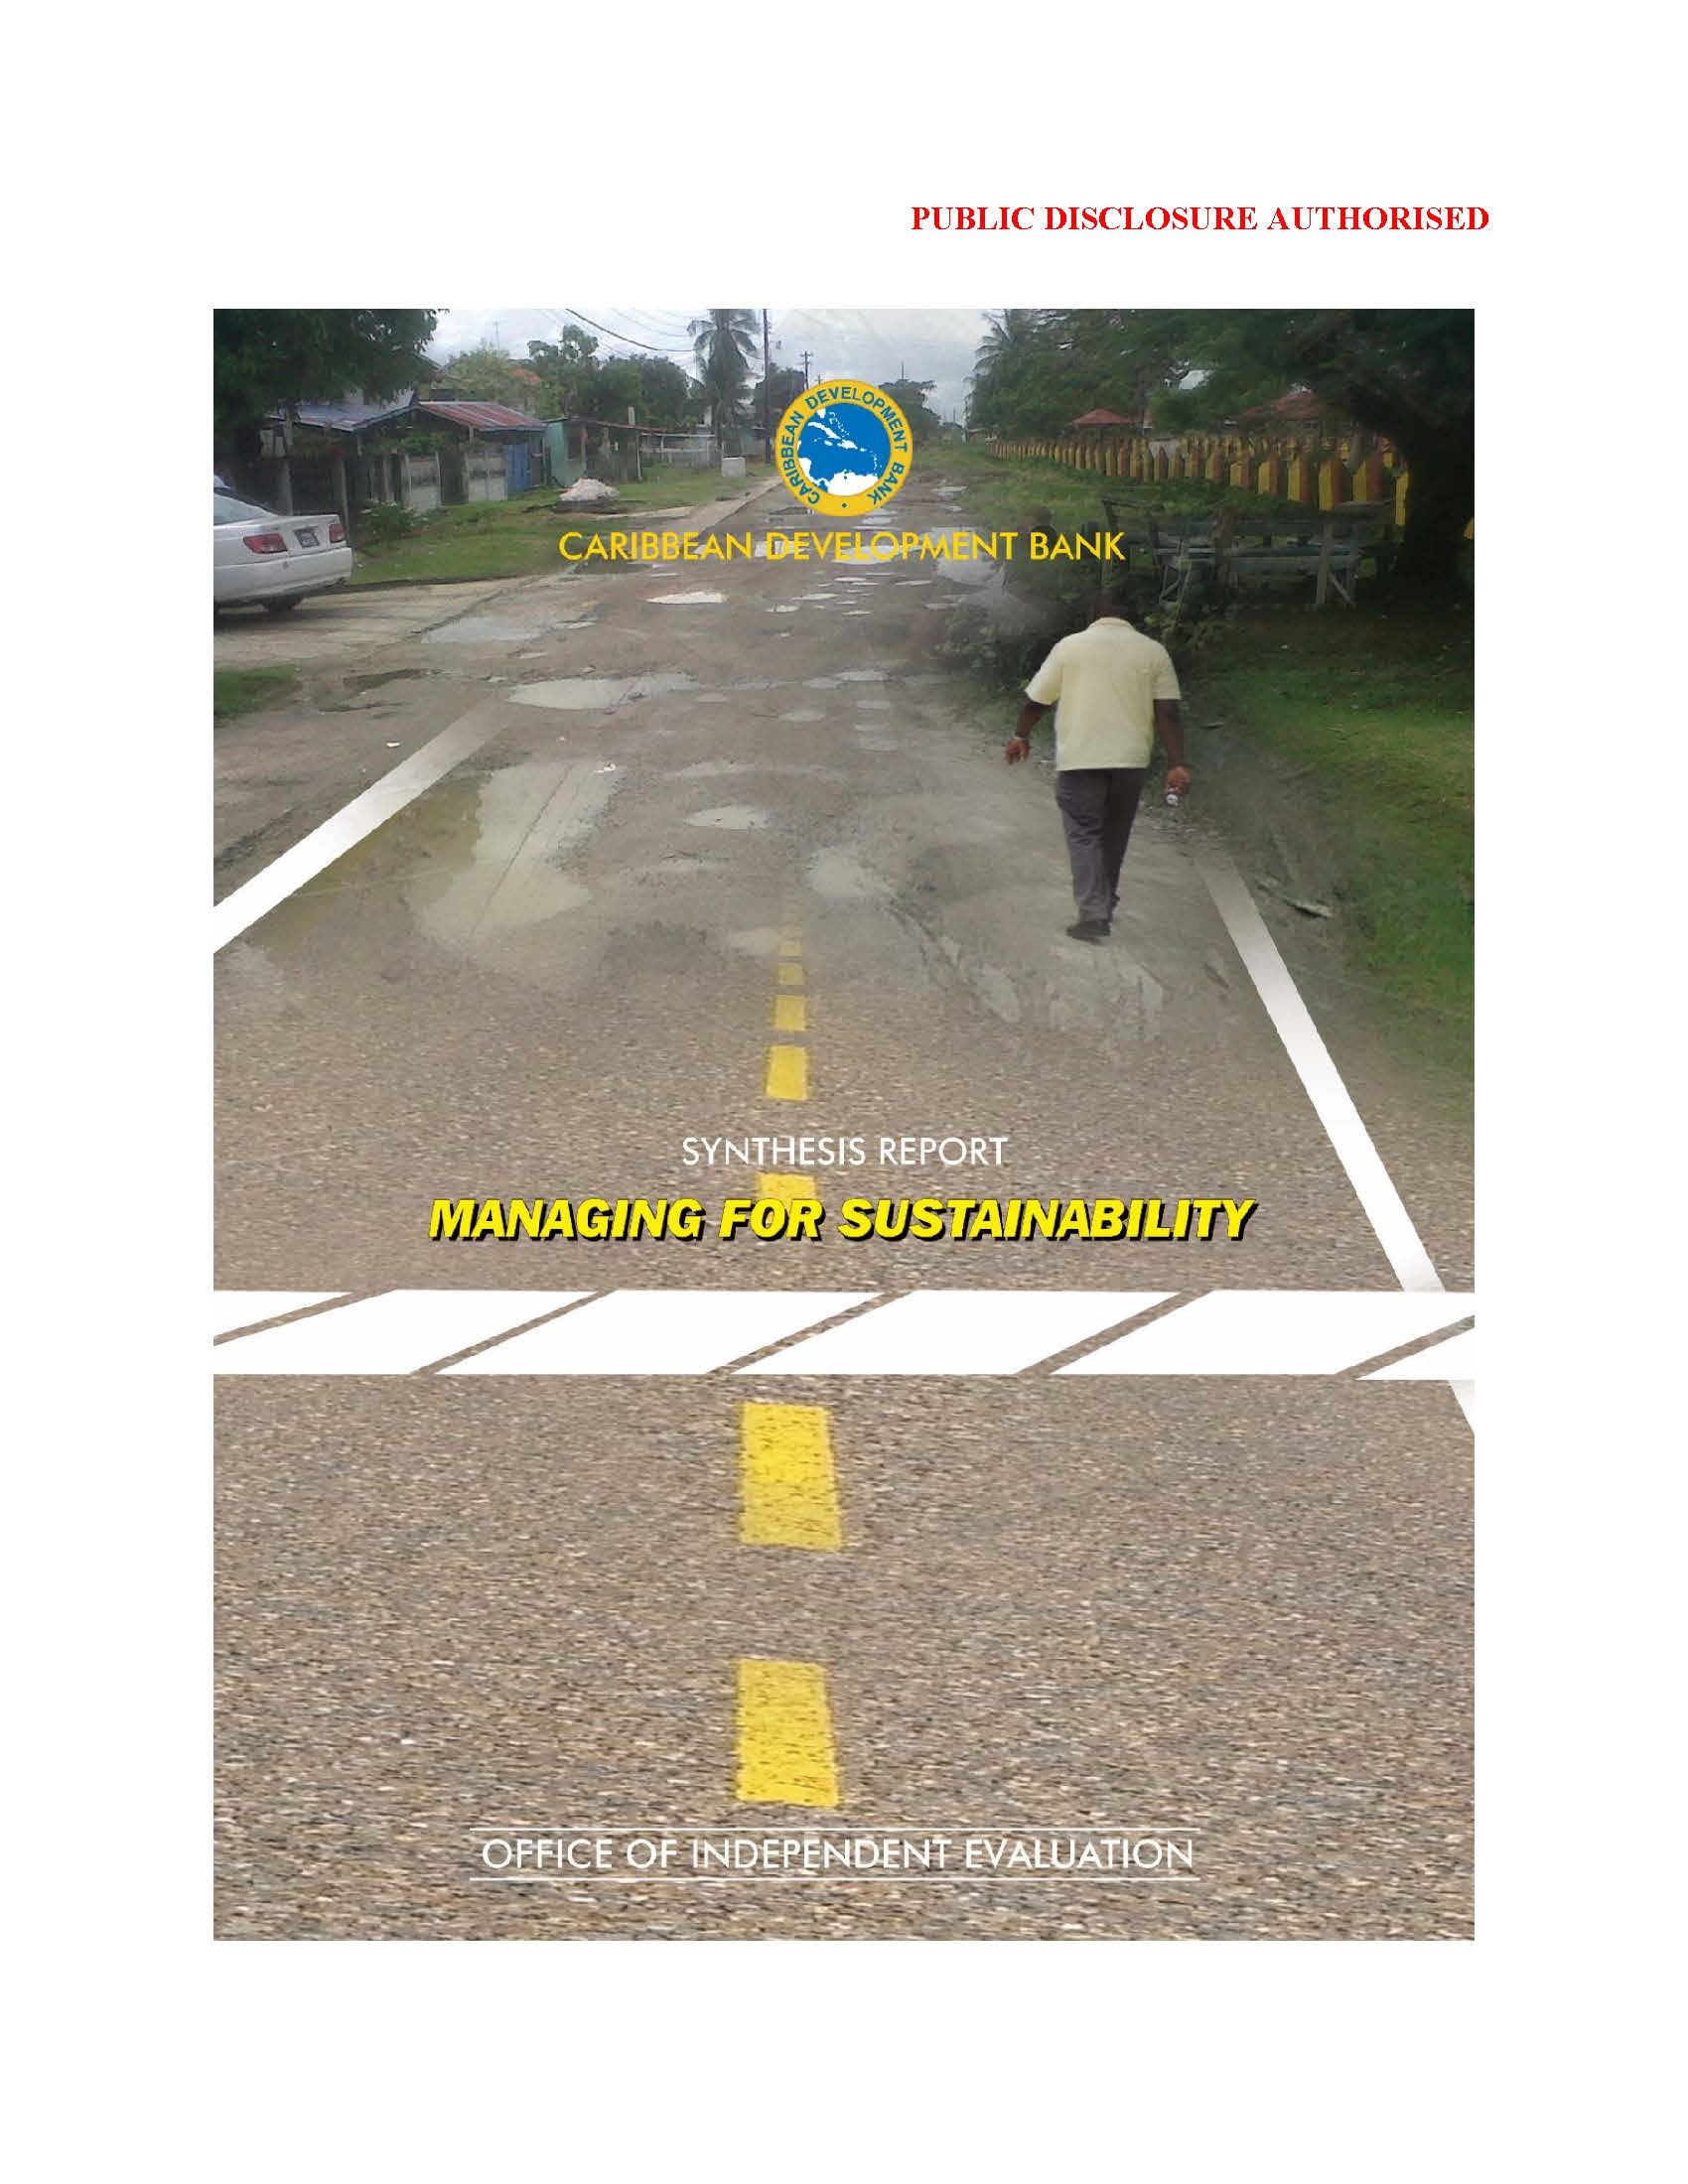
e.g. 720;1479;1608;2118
430;307;993;422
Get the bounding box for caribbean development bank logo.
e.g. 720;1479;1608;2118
774;378;912;517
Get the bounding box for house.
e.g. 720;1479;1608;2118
415;400;548;497
252;392;549;520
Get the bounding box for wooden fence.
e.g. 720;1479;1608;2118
988;430;1411;526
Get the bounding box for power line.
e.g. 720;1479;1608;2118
613;305;701;340
556;306;695;355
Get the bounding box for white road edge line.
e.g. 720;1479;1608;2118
1194;844;1473;1431
211;705;504;951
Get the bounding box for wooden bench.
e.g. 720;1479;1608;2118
1223;501;1396;607
1099;494;1396;610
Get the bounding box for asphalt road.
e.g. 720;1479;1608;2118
213;474;1474;1939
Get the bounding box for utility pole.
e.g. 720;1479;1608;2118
762;310;774;463
799;350;812;388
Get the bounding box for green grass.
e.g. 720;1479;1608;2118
931;446;1473;1063
350;465;771;587
213;666;301;720
922;442;1302;532
1193;608;1473;1047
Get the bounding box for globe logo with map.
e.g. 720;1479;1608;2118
774;377;913;519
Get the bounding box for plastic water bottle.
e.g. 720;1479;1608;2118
1165;790;1182;807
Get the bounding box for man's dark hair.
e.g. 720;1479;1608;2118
1089;589;1132;620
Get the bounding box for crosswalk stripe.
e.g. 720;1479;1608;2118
1366;1326;1477;1379
214;1293;345;1339
1056;1290;1473;1376
746;1289;1171;1376
213;1290;1478;1379
438;1290;873;1376
213;1291;586;1374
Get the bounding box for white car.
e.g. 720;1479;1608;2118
214;489;354;614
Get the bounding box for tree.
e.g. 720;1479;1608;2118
525;329;600;417
689;310;758;453
1131;310;1474;591
1283;310;1474;592
434;341;529;406
881;376;942;443
965;308;1474;590
214;309;439;437
759;363;807;422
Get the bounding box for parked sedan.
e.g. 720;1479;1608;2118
214;490;354;614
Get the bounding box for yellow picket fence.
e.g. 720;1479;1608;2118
989;431;1411;526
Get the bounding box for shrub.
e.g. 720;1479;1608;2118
353;502;423;549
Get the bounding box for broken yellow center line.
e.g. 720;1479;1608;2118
741;1401;843;1550
736;1658;840;1807
765;1044;808;1101
772;993;807;1034
756;1172;818;1202
775;961;804;989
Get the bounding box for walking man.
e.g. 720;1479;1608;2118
1006;590;1192;941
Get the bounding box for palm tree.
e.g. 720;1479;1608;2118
975;309;1044;366
689;310;758;455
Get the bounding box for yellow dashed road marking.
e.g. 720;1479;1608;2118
775;961;804;989
736;1659;840;1807
765;1044;808;1101
756;1172;819;1202
772;993;807;1033
740;1402;843;1550
777;937;802;960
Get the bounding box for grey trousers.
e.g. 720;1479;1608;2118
1054;767;1146;922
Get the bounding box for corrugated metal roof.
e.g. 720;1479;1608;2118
420;399;545;433
285;393;417;433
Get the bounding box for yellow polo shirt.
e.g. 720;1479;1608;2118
1025;616;1181;769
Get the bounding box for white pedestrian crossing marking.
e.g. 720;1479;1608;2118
213;1289;1477;1379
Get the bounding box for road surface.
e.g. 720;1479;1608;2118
213;473;1473;1938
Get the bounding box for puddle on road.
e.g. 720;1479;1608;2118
512;672;696;712
923;529;1004;589
780;708;826;723
808;850;885;902
855;698;893;710
725;926;787;958
680;759;826;780
244;757;618;976
645;591;726;606
408;759;617;945
687;805;771;831
423;615;538;645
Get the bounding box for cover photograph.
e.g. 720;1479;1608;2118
211;305;1474;1940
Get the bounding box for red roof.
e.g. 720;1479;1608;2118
419;399;544;433
1069;406;1138;428
1239;387;1328;427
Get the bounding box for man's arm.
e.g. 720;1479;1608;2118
1155;699;1192;794
1006;697;1049;764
